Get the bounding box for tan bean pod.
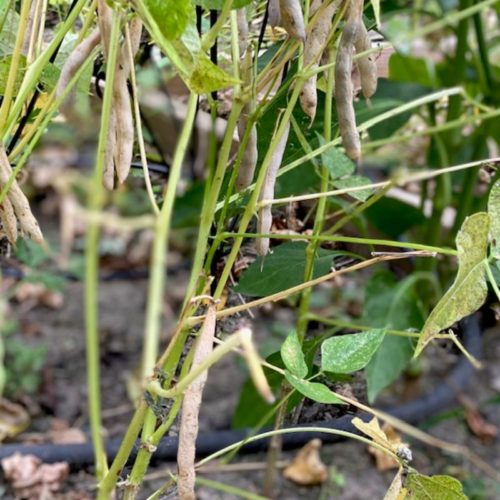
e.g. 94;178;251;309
299;0;339;122
236;106;258;191
279;0;306;42
354;21;377;99
0;195;18;244
268;0;281;28
256;121;290;256
56;28;101;119
177;303;217;500
335;20;361;161
0;146;43;243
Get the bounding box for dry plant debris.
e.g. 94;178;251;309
1;453;69;499
283;438;328;485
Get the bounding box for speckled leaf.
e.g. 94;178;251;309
285;371;344;404
405;473;467;500
321;329;385;374
415;212;489;357
281;330;307;378
488;180;500;258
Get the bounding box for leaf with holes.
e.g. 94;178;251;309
281;330;307;378
405;473;467;500
414;212;489;357
285;372;344;405
321;329;386;374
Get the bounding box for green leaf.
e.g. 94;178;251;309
235;242;357;297
363;271;429;402
321;329;386;374
317;134;354;180
144;0;193;40
389;53;439;88
415;212;490;356
0;55;26;94
285;371;344;404
405;473;467;500
193;0;252;8
333;175;374;202
14;239;49;267
488;180;500;258
281;330;307;378
186;51;240;93
365;197;426;238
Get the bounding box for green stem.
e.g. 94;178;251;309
473;9;494;93
141;92;198;379
98;404;148;499
85;8;123;481
220;232;457;256
2;0;88;140
0;0;31;132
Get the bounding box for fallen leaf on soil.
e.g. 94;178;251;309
283;438;328;485
48;418;87;444
0;398;30;441
1;453;69;499
15;282;64;309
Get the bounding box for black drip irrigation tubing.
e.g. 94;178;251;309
0;314;483;468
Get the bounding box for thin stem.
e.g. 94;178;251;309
0;0;31;132
85;8;123;481
125;20;159;216
188;252;438;326
196;427;400;469
141;92;198;379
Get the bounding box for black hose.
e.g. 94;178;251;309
0;315;482;468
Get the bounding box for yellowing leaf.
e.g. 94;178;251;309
283;439;328;486
186;52;240;93
384;468;406;500
351;416;393;449
405;473;467;500
488;180;500;258
414;212;489;357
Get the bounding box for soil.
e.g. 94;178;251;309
2;269;500;499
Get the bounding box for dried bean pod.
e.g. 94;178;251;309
279;0;306;42
103;109;117;190
334;20;361;161
0;196;18;244
236;106;258;191
354;21;377;99
268;0;281;28
55;29;100;119
114;18;142;184
0;147;43;243
177;303;217;500
299;0;339;122
256;122;290;256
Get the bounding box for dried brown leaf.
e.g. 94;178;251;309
283;438;328;486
